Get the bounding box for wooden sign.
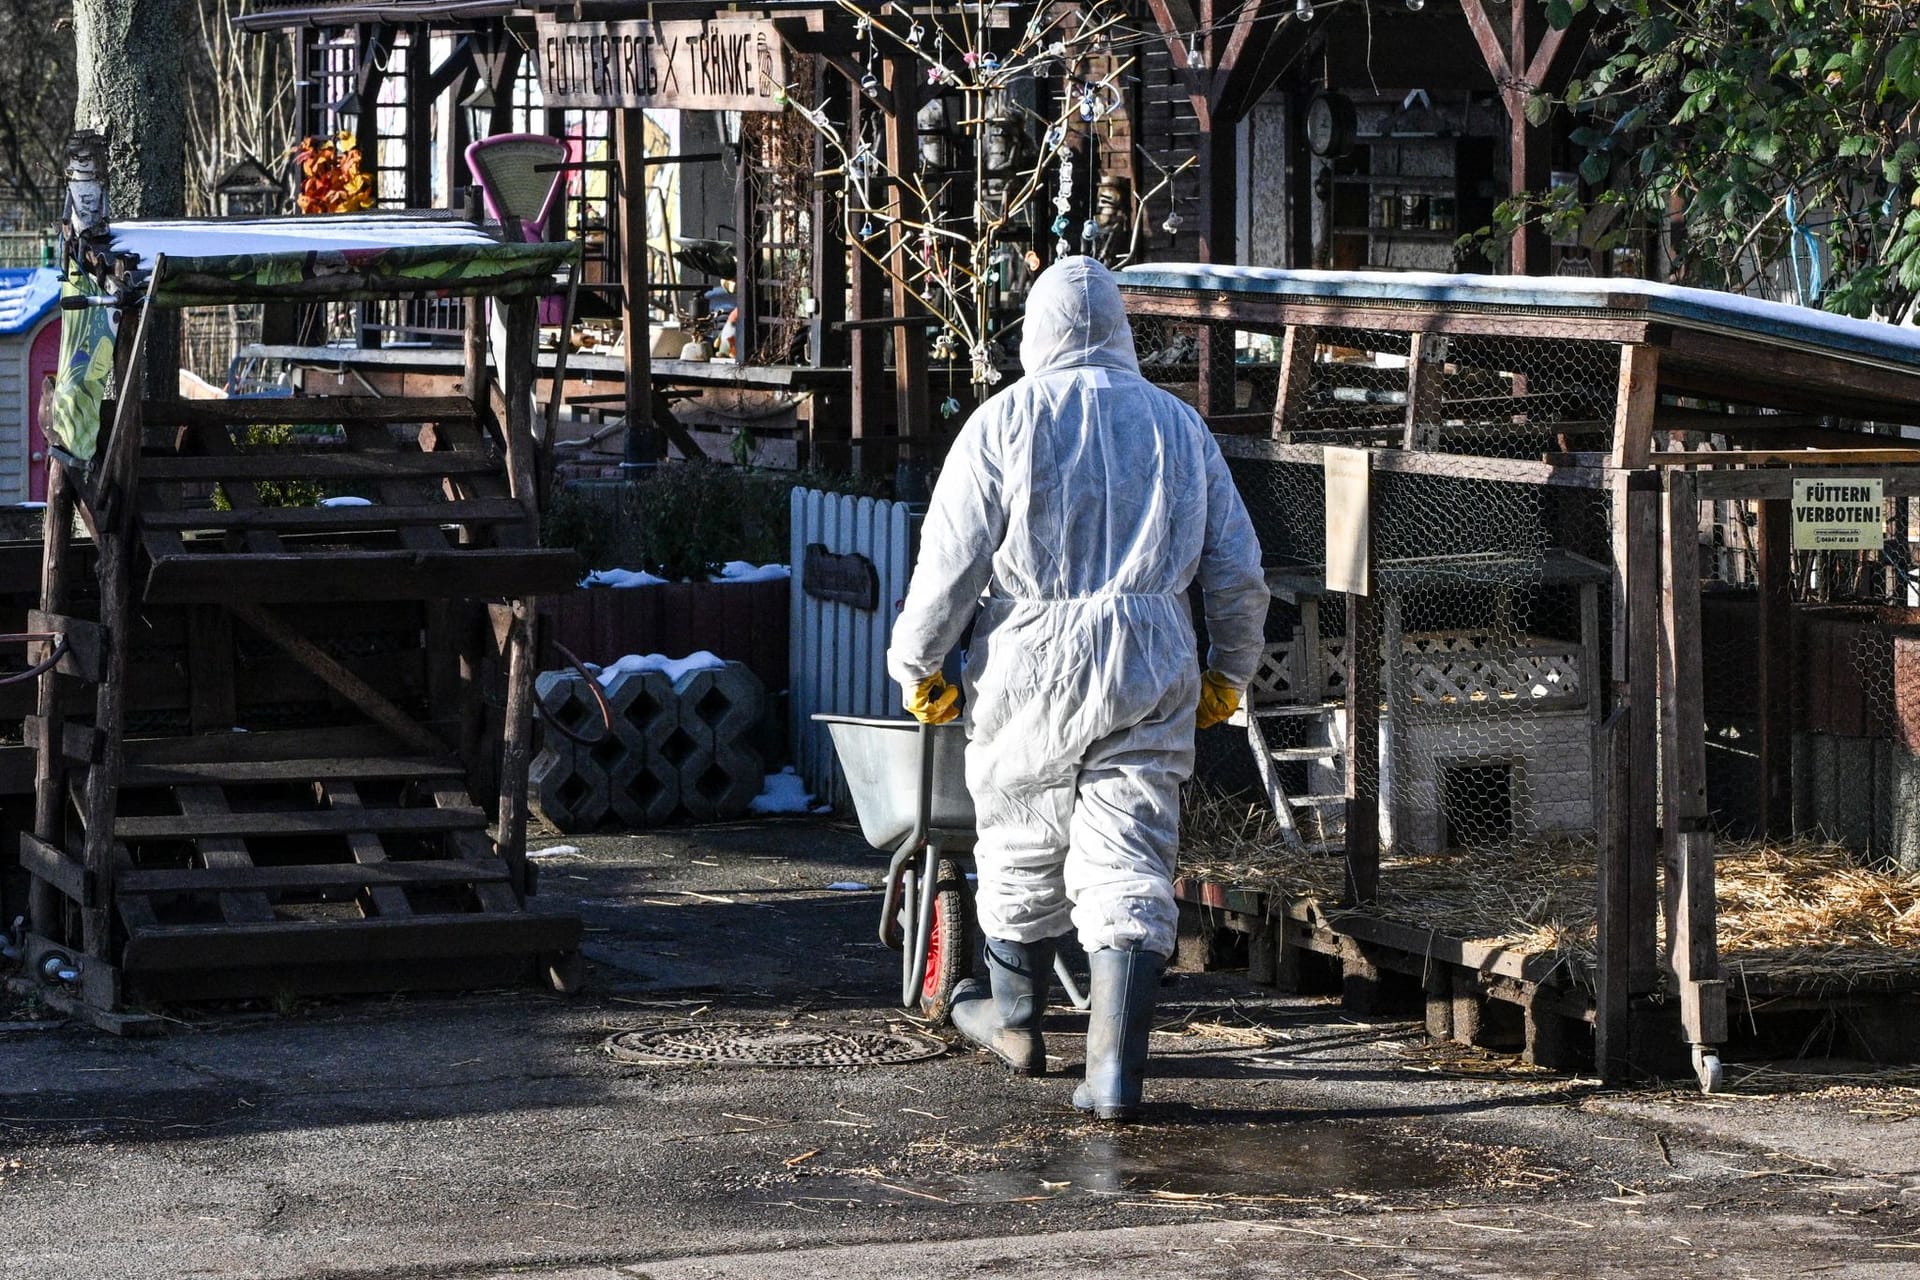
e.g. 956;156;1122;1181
1791;477;1884;551
534;16;788;112
1324;446;1371;596
802;543;879;610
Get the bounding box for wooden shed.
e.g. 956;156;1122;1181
1122;263;1920;1089
0;267;60;505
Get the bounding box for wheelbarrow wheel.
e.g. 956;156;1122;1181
915;858;975;1023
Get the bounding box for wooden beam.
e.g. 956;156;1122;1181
1269;324;1317;438
1344;590;1382;906
1650;447;1920;466
143;548;583;605
1610;344;1660;469
115;806;487;841
229;602;451;759
141;396;475;426
120;912;579;973
883;55;931;460
1612;470;1663;997
140;452;501;482
1756;499;1794;839
618;107;656;470
117;859;507;894
142;500;526;533
1400;332;1447;451
1660;470;1726;1050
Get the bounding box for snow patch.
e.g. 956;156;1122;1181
749;766;828;815
582;567;670;588
590;650;727;687
715;561;791;584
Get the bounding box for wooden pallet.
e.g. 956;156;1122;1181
22;292;584;1018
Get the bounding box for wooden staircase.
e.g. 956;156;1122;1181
22;295;585;1021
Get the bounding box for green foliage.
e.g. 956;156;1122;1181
209;425;329;510
543;464;888;581
1513;0;1920;318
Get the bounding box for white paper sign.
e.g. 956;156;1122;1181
1791;477;1884;551
534;17;788;112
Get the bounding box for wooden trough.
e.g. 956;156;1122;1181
1122;264;1920;1089
19;195;585;1026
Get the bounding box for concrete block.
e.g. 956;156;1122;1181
678;737;764;822
675;663;766;748
604;668;681;754
609;743;680;828
530;741;612;832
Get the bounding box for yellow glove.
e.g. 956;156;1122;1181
1195;670;1240;729
906;672;961;725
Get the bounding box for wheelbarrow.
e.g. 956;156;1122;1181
816;715;1088;1022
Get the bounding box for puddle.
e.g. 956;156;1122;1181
963;1121;1465;1199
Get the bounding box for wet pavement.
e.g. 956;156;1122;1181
0;818;1915;1278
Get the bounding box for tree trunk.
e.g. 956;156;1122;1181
74;0;189;218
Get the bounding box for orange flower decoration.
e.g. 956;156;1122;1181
292;132;375;214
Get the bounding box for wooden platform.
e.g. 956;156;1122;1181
21;275;583;1019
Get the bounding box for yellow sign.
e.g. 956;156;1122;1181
534;17;788;112
1791;477;1884;551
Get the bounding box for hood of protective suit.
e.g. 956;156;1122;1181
1019;256;1140;377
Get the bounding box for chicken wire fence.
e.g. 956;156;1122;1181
1696;491;1920;869
1225;453;1615;859
1131;314;1623;461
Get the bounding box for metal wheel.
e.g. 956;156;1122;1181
1693;1045;1723;1094
915;858;974;1022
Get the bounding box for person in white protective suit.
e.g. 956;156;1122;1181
886;256;1269;1121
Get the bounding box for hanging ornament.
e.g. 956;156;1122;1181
859;219;876;239
940;395;962;419
981;52;1000;73
963;50;979;66
859;71;880;97
907;19;925;44
1054;194;1071;213
1051;213;1072;237
1185;35;1202;65
1081;219;1097;242
932;332;957;360
1078;90;1097;121
1056;237;1072;258
928;64;946;84
1047;41;1066;58
1162;211;1183;235
1043;124;1065;151
773;86;788;106
1295;0;1315;17
970;343;1001;386
854;15;871;37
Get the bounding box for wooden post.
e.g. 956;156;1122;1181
808;62;851;473
462;186;488;410
883;55;930;470
30;460;76;939
848;79;888;478
1592;706;1631;1079
1401;332;1446;451
1270;324;1315;440
1610;344;1659;469
1661;470;1726;1053
1345;591;1381;905
1756;498;1794;838
617;108;657;470
1611;470;1662;997
500;297;541;525
1195;123;1236;421
495;598;536;899
1506;0;1550;274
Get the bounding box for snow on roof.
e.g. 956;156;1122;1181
0;267;60;337
1116;264;1920;373
107;215;502;266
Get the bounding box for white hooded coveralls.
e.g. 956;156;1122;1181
886;257;1269;958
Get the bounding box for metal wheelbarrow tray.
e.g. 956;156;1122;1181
815;714;1086;1021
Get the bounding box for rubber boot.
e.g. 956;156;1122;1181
950;936;1056;1076
1072;947;1166;1121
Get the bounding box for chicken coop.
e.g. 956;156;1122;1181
18;162;585;1026
1122;264;1920;1089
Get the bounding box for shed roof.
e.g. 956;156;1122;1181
0;267;60;337
89;214;576;308
1117;264;1920;421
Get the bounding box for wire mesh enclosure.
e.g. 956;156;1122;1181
1122;264;1920;1087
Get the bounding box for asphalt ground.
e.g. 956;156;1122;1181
0;819;1915;1278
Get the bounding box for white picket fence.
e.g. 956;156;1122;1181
789;488;919;811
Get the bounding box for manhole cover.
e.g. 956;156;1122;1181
605;1023;947;1067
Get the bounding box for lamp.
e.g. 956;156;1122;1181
460;80;497;141
326;88;363;134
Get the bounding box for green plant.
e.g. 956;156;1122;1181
1504;0;1920;318
544;463;887;581
209;424;332;509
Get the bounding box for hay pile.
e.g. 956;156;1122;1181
1179;784;1920;992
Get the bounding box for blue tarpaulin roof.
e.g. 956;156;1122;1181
0;267;60;337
